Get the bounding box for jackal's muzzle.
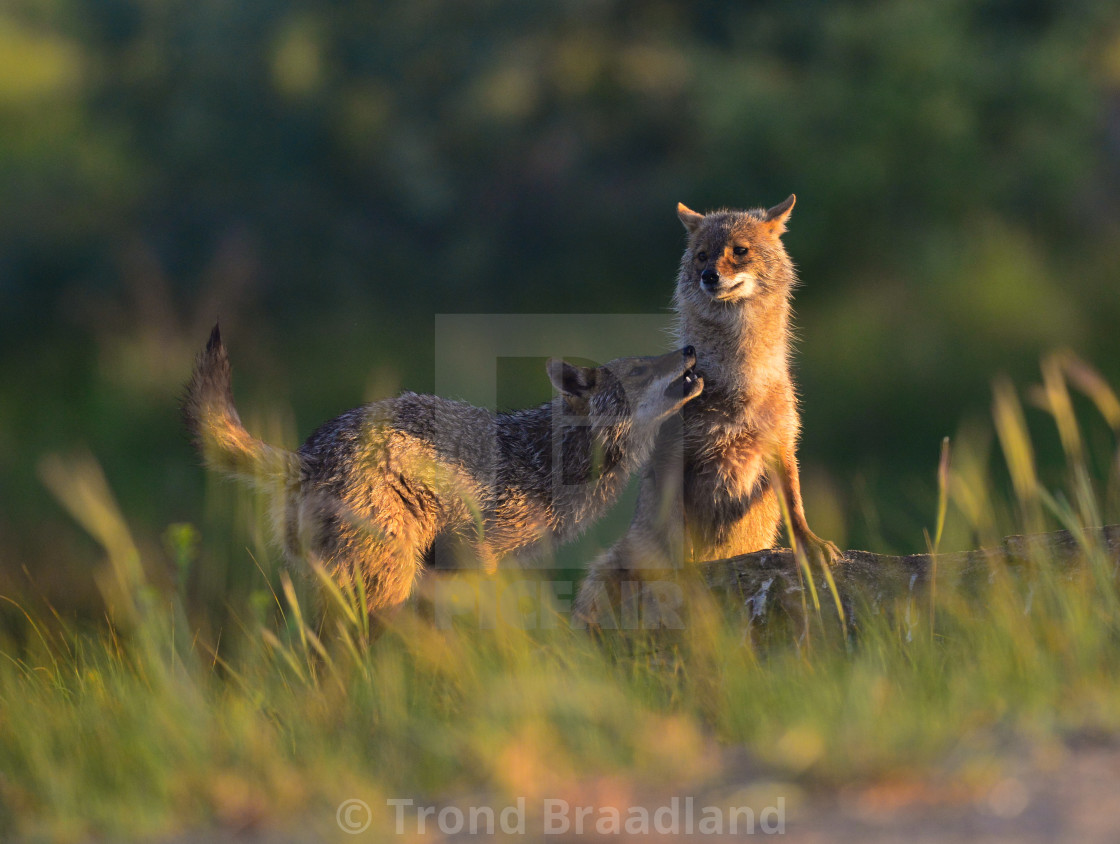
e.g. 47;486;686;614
663;346;702;400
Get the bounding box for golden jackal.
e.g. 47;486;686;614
576;196;838;621
183;326;702;612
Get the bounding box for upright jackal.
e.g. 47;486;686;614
576;196;838;620
183;326;702;612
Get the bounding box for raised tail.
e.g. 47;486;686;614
182;324;301;489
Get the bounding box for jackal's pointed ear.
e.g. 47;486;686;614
677;203;704;234
546;359;597;398
762;194;796;234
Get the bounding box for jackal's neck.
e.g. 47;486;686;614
552;397;640;482
677;291;792;402
491;396;641;548
497;399;639;504
552;415;644;542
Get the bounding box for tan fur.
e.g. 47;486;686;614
575;196;838;622
183;325;702;613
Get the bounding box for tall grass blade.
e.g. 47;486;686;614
992;377;1044;533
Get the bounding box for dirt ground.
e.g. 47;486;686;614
155;737;1120;843
785;739;1120;843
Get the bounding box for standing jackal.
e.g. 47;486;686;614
183;325;702;612
576;196;839;623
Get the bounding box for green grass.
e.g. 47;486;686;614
4;351;1120;841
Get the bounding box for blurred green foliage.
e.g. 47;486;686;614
3;0;1120;617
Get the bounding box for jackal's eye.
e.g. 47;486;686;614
630;366;648;377
733;245;749;257
695;251;708;263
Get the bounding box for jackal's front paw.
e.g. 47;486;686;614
798;531;842;567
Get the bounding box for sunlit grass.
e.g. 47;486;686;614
4;355;1120;840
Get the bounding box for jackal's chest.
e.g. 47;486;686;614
683;430;769;503
680;428;781;556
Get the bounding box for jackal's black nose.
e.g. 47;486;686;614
683;345;695;358
700;269;719;287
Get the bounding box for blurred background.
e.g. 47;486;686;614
3;0;1120;622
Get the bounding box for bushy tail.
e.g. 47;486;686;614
182;324;301;489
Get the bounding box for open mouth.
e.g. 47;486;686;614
666;368;703;399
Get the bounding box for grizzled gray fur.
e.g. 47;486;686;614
183;324;702;612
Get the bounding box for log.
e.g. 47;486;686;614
699;525;1120;625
